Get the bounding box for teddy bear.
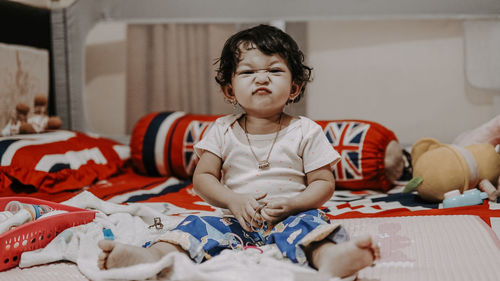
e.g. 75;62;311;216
25;95;62;133
1;103;31;136
1;95;62;137
404;114;500;203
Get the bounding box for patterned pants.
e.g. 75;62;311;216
157;209;349;264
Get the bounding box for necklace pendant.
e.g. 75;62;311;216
258;161;270;169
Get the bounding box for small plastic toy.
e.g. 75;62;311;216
103;228;115;240
442;188;488;208
0;201;55;234
148;217;164;230
5;201;53;220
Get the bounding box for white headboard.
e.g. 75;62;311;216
49;0;500;132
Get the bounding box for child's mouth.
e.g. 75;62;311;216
253;88;271;95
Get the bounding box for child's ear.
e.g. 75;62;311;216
289;83;302;100
222;85;236;102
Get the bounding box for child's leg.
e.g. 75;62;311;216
98;215;262;270
305;235;380;278
97;240;185;270
264;210;380;278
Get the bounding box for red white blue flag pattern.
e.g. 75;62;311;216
183;121;212;175
324;122;370;181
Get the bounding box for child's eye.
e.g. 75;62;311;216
238;70;254;75
269;68;283;73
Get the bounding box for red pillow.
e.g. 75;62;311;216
131;112;399;191
130;112;218;178
0;130;129;193
315;120;398;191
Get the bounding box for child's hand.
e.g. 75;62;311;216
227;192;267;232
260;197;295;224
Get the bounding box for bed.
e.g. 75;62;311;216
2;112;500;280
1;0;500;280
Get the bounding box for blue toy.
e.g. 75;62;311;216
442;188;488;208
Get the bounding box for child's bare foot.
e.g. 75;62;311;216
308;235;380;278
97;240;182;270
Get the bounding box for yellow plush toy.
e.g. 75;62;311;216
407;138;500;202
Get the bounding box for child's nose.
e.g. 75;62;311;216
254;71;270;83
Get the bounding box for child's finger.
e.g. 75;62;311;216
236;215;251;232
246;201;258;216
260;209;272;222
244;206;261;224
260;210;280;224
253;192;267;201
260;212;272;223
245;202;264;228
262;208;283;217
265;201;285;210
249;198;261;210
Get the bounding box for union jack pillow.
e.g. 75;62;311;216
130;112;218;179
0;131;130;193
315;120;398;191
130;112;398;191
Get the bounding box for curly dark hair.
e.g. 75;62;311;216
215;24;312;104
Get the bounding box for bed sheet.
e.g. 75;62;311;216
76;168;500;228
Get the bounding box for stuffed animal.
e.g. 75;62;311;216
1;103;31;136
1;95;62;137
404;114;500;202
24;95;62;133
453;114;500;147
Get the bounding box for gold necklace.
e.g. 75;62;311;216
244;113;282;170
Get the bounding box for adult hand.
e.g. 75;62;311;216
227;192;267;231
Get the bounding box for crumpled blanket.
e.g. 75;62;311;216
19;191;339;281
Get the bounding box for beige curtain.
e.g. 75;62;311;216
125;24;234;133
125;23;307;133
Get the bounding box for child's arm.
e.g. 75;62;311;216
193;150;266;231
260;164;334;224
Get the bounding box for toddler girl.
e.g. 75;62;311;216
98;24;379;279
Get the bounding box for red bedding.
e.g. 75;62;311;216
4;166;499;227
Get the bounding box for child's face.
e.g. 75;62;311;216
224;46;300;117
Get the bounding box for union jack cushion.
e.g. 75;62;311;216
130;112;218;178
0;131;130;193
131;112;398;191
316;120;398;191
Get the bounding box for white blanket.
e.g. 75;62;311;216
19;191;338;281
